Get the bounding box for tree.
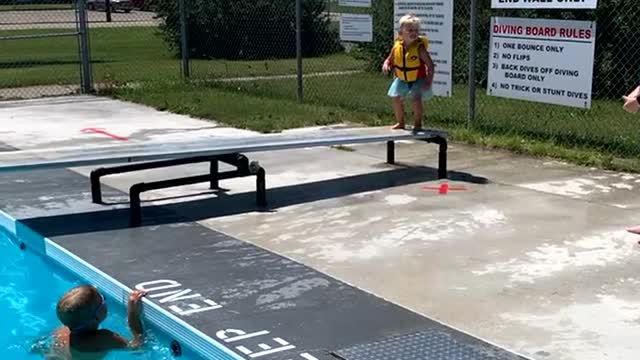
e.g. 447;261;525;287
154;0;342;60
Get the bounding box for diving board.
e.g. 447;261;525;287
0;126;448;226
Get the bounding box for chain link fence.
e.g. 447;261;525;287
0;0;174;99
168;0;473;129
0;0;83;99
162;0;368;108
2;0;640;160
85;0;178;91
472;0;640;159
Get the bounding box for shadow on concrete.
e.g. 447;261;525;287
21;165;488;237
0;143;18;152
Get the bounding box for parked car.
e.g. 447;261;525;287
130;0;155;11
86;0;133;13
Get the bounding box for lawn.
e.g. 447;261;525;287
201;73;639;156
105;74;640;172
0;27;170;88
0;26;366;88
3;25;640;172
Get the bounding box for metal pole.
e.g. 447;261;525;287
296;0;303;102
179;0;190;78
77;0;93;93
467;0;478;129
326;0;330;25
105;0;112;22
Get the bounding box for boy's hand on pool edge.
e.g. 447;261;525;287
127;289;147;346
128;289;147;318
128;289;147;307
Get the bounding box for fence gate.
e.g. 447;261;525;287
0;0;92;100
85;0;178;95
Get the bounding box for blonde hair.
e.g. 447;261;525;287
399;13;420;30
56;285;102;329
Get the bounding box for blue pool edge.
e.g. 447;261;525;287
0;209;243;360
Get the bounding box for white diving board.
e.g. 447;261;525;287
0;127;447;172
0;126;448;227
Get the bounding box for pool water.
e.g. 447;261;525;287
0;229;200;360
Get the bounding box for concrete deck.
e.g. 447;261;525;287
2;95;640;360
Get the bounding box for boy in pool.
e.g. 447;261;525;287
45;285;147;359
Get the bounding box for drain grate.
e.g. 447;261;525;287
332;330;515;360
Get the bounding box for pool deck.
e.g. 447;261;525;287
2;95;640;360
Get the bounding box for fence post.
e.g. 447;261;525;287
105;0;112;22
77;0;93;94
179;0;190;78
467;0;478;128
296;0;303;102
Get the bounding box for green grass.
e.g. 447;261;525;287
107;77;640;172
107;80;383;133
0;26;365;88
190;53;364;80
201;73;640;156
0;27;173;88
3;25;640;172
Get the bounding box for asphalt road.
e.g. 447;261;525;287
0;9;341;31
0;9;160;30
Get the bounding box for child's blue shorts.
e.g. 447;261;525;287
387;77;433;101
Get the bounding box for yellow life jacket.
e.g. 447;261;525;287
392;36;429;82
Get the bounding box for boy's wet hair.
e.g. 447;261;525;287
399;13;420;29
56;285;102;329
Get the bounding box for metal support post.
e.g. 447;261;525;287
386;141;395;164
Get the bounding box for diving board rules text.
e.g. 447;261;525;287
492;0;597;9
487;17;596;109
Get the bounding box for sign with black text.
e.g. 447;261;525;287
339;0;371;7
491;0;597;9
393;0;453;97
340;14;373;42
487;17;596;109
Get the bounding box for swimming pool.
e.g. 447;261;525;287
0;229;201;360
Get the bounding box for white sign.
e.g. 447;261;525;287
394;0;454;97
487;17;596;109
339;0;371;7
492;0;597;9
340;14;373;42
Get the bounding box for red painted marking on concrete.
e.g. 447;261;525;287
81;127;129;141
422;183;467;194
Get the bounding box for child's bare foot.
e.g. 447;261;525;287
391;123;405;129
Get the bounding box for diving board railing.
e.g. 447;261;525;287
0;127;448;227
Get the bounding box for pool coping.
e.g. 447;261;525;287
0;208;243;360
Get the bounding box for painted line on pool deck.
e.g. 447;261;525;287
0;209;243;360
